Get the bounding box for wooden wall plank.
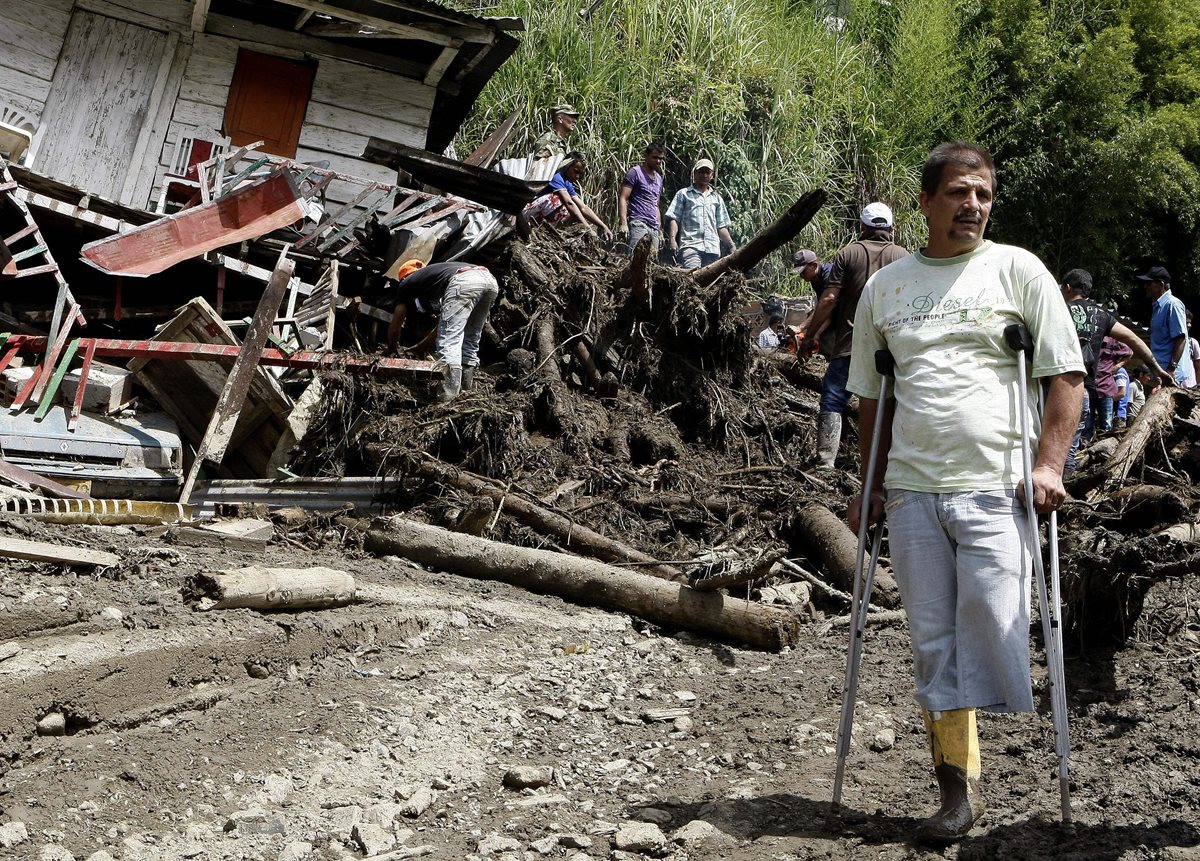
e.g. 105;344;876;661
1;0;73;29
127;32;192;207
302;102;427;149
177;79;227;110
0;15;68;64
310;57;435;120
0;0;71;126
76;0;192;30
0;69;51;116
0;42;56;89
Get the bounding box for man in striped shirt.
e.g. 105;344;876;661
664;158;736;269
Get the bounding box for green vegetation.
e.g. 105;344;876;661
455;0;1200;306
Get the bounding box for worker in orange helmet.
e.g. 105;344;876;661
387;259;499;402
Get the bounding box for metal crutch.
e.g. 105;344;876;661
830;349;895;817
1003;323;1073;824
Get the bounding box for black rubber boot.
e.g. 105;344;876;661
915;763;985;843
436;366;462;403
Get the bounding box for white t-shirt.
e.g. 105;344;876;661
847;241;1084;492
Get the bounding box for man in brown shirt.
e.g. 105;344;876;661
804;202;908;467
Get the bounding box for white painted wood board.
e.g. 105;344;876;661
36;10;170;200
0;536;120;567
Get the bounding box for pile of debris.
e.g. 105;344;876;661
289;206;1200;654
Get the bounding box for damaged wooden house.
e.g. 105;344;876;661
0;0;523;508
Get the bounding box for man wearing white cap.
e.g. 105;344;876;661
804;201;908;468
664;158;736;269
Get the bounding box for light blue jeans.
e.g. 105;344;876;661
678;247;719;269
885;488;1035;713
626;218;659;257
436;268;498;368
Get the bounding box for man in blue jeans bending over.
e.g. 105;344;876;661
387;260;499;403
803;202;907;468
847;142;1083;842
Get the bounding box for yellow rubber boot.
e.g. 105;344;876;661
916;708;985;842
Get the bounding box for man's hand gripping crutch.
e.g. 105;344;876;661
1004;323;1073;825
830;349;894;817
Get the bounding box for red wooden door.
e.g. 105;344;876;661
224;50;316;159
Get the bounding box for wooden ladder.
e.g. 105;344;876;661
0;157;87;420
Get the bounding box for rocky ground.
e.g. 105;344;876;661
1;511;1198;861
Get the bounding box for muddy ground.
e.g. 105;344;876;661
0;510;1198;861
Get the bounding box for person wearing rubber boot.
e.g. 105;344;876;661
387;260;499;402
845;142;1084;842
800;202;907;469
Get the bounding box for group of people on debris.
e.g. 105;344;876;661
521;105;737;267
758;211;1197;477
384;103;746;401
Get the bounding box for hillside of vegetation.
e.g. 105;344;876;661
454;0;1200;307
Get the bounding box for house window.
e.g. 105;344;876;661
224;49;316;159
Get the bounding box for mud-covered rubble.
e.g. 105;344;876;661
287;225;1200;649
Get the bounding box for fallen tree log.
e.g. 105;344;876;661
364;516;801;652
792;503;901;609
185;566;355;611
693;188;827;287
414;454;683;580
1106;484;1188;532
1086;388;1196;501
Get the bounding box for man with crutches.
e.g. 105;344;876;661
839;141;1084;842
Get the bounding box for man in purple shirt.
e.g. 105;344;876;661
617;143;665;257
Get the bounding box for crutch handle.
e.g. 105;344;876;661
874;349;895;378
1003;323;1033;358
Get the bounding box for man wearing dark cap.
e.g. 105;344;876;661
1138;265;1191;386
532;104;581;161
792;248;831;295
801;202;908;468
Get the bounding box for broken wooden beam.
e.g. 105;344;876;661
79;172;306;276
3;335;440;378
185;566;356;611
180;255;294;503
414;455;683;581
364;516;801;652
362;137;540;215
0;536;118;567
169;518;273;553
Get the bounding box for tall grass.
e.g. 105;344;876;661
456;0;993;291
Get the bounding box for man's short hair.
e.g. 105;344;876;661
564;151;585;163
1061;268;1093;298
645;142;665;154
768;314;784;326
920;141;996;197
